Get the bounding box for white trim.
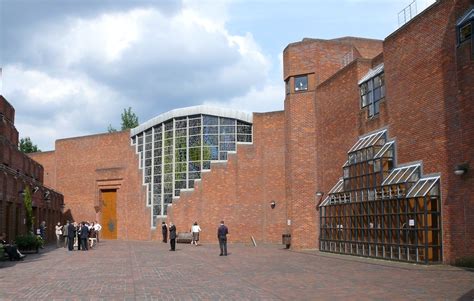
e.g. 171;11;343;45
131;105;253;136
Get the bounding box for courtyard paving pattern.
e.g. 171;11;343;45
0;240;473;300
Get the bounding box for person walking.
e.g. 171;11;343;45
55;222;62;248
67;221;76;251
191;221;201;246
161;222;168;243
169;222;176;251
217;221;228;256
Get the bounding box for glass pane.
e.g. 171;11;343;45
189;135;201;147
219;117;235;125
189;127;201;135
203;135;218;146
294;75;308;91
189;147;201;161
203;115;218;125
203;126;218;134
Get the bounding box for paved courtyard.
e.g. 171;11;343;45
0;240;473;300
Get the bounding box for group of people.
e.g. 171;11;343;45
55;220;102;251
0;232;26;261
160;220;229;256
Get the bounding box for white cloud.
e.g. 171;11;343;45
3;2;276;150
204;81;284;113
3;65;127;150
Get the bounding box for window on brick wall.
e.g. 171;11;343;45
457;8;473;44
294;75;308;92
285;79;290;95
359;66;385;118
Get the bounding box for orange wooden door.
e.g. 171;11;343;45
100;190;117;239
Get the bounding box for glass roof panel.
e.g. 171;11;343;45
374;141;394;158
382;164;421;186
406;176;440;198
320;178;343;207
349;130;387;154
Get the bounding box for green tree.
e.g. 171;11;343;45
107;124;117;133
19;137;41;153
23;186;34;234
121;107;139;130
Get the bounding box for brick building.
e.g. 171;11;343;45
27;0;472;264
0;96;63;243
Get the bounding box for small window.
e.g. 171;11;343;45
294;75;308;92
285;79;290;95
459;22;472;43
456;8;473;45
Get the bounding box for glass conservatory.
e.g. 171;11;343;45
319;129;442;264
130;106;252;227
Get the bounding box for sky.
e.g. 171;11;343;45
0;0;432;151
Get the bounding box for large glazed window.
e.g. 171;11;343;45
359;64;385;118
319;129;442;264
131;112;252;226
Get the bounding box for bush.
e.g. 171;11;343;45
454;256;474;269
15;234;43;251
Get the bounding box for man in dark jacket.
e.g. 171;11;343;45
67;221;76;251
217;221;228;256
161;222;168;243
80;222;89;251
169;222;176;251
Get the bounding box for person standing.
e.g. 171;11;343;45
191;221;201;246
161;222;168;243
55;222;62;248
62;221;69;248
67;221;76;251
80;222;89;251
217;221;228;256
169;222;176;251
94;221;102;243
76;222;82;250
39;221;47;247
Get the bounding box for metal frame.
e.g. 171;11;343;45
320;130;442;264
132;113;252;227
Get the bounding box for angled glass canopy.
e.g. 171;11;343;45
319;129;442;264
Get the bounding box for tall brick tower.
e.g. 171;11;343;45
283;38;382;249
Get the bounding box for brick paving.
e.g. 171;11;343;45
0;240;473;300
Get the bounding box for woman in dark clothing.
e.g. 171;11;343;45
169;222;176;251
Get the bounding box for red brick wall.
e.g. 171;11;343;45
315;58;373;212
31;131;150;240
29;151;56;188
283;38;382;250
169;111;287;244
382;0;473;263
1;96;63;242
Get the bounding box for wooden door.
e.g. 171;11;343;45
100;190;117;239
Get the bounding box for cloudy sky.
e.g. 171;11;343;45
0;0;432;150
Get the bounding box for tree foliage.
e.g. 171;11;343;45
121;107;139;130
19;137;41;153
107;124;118;133
107;107;139;132
23;186;34;234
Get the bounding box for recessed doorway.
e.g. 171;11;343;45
100;189;117;239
